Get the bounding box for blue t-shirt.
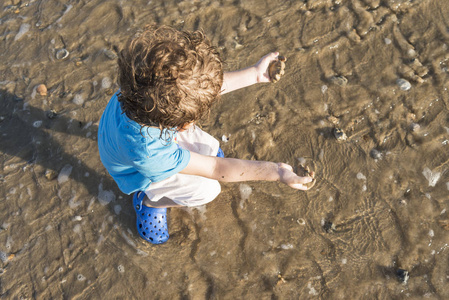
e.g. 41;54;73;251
97;92;190;194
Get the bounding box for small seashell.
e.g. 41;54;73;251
407;49;416;58
327;115;339;125
14;23;30;41
45;169;57;180
297;218;306;225
322;220;335;233
72;94;84;105
406;113;416;122
46;109;57;119
396;269;409;284
103;49;117;60
101;77;112;89
321;85;328;94
396;78;411;91
56;49;69;60
369;148;382;159
37;84;47;96
234;42;244;50
276;274;286;285
117;265;125;273
410;122;420;132
33;120;43;128
77;274;86;281
330;75;348;86
280;244;293;250
333;127;347;141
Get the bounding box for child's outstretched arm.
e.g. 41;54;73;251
180;152;313;190
221;52;279;95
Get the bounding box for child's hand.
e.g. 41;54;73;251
277;163;313;190
221;52;282;94
254;52;280;83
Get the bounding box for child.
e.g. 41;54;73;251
98;25;313;244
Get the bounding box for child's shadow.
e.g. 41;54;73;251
0;89;131;224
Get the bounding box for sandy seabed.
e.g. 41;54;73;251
1;0;449;299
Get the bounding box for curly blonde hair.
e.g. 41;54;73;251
117;25;223;133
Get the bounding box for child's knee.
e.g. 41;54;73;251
183;179;221;207
197;179;221;204
208;180;221;200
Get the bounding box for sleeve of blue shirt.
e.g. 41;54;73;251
131;134;191;184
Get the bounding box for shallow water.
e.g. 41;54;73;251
1;0;448;298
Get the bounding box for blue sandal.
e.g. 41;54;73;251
133;192;169;244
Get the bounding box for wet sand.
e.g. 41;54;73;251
1;0;449;298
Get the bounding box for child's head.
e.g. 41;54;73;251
117;25;223;131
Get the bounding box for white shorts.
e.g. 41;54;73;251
144;125;221;207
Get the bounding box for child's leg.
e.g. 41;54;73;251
144;125;221;207
144;173;221;207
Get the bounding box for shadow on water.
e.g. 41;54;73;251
0;88;134;226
